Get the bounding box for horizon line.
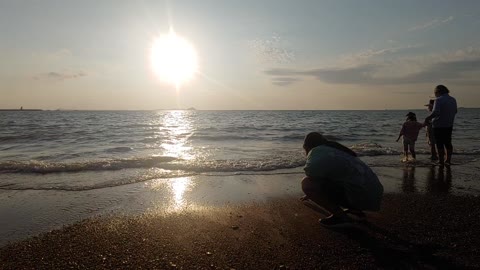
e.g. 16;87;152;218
0;107;475;112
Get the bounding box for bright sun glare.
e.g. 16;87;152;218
150;30;198;87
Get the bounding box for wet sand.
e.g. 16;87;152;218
1;193;479;269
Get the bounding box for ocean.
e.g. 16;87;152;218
1;109;479;245
1;109;479;191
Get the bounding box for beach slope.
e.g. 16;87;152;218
1;193;479;269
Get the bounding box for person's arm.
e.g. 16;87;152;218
425;100;440;123
396;124;404;142
303;148;330;179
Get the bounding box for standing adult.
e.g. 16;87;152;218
425;85;457;166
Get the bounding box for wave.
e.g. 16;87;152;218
0;155;306;174
0;156;178;174
104;146;133;153
0;134;38;143
1;143;479;175
351;143;480;156
351;142;400;156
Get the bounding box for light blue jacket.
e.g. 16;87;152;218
432;94;457;128
304;145;383;211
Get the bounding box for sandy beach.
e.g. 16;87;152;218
1;190;480;269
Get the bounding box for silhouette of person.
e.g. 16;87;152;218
425;85;457;166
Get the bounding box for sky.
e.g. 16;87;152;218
1;0;480;110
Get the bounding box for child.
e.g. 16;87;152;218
425;99;438;161
396;112;425;162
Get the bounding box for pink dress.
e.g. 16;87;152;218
400;121;424;142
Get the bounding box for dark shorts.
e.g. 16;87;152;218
433;127;453;146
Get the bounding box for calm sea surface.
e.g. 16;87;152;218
1;109;479;191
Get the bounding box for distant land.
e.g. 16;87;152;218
0;108;42;111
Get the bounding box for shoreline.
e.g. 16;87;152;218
1;193;479;269
1;162;479;247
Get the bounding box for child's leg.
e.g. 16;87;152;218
410;142;416;159
403;141;409;159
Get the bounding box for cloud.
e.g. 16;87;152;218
264;57;480;86
338;44;423;66
271;77;301;86
265;45;480;86
248;34;295;64
265;65;379;85
398;58;480;84
34;71;87;81
408;16;454;31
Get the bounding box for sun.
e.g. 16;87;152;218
150;30;198;87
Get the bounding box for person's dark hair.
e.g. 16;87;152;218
435;85;449;95
407;115;417;121
303;132;357;157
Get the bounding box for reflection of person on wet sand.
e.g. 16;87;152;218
401;167;417;193
426;166;452;193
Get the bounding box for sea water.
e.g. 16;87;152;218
1;109;479;191
1;109;479;245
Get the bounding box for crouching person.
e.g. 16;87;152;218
301;132;384;228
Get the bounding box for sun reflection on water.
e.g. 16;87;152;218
170;177;193;210
158;110;195;160
148;177;195;212
146;111;200;213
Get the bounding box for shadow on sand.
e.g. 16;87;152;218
331;221;464;269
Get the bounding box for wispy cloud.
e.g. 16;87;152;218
34;71;87;81
338;44;422;66
408;16;454;31
271;77;300;86
248;34;295;64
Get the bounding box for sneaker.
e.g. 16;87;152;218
319;214;353;228
343;208;366;220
